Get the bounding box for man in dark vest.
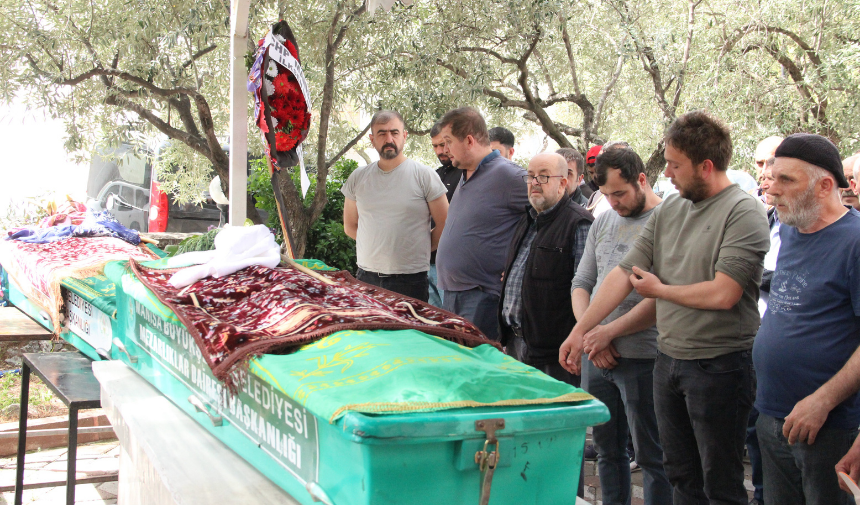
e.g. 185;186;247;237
499;152;593;383
498;152;593;499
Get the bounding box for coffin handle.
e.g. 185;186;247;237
188;395;223;427
306;481;335;505
112;338;138;363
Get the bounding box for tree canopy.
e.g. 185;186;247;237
2;0;858;252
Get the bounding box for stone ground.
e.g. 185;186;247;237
0;431;756;504
0;439;119;504
581;430;757;505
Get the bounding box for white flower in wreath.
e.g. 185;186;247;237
266;60;278;78
263;78;274;96
271;117;278;129
274;34;285;44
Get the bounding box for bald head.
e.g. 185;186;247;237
529;153;568;177
755;136;783;179
526;153;569;213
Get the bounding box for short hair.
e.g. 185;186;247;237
437;107;490;146
664;111;732;171
555;148;585;178
488;127;515;148
430;121;443;138
370;110;405;130
594;147;646;186
602;140;630;152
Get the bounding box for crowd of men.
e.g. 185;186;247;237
341;106;860;505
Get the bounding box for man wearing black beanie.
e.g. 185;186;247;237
754;133;860;505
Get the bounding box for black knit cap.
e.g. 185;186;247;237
774;133;848;188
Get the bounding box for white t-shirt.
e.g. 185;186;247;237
341;159;446;274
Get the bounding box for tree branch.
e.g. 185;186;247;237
104;93;209;157
595;54;625;132
456;46;519;65
325;122;371;170
57;67;198;98
673;0;702;109
522;112;606;145
722;23;822;66
561;23;582;97
181;44;217;69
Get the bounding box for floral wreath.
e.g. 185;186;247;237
248;22;311;170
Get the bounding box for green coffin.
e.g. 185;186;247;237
104;260;609;505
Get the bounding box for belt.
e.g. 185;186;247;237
358;269;427;279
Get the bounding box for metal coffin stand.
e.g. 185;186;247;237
14;352;105;505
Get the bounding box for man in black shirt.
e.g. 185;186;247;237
429;121;464;307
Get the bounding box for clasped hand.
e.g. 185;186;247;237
630;266;663;298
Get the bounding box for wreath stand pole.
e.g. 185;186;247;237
228;0;251;226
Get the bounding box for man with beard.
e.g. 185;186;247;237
488;126;516;160
559;111;770;505
427;122;464;307
748;136;782;505
342;110;449;301
753;134;860;505
435;107;528;340
498;152;593;498
571;147;671;505
555;147;590;207
842;154;860;211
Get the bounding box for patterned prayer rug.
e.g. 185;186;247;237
0;237;159;332
128;259;496;385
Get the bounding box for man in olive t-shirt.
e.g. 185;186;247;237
560;111;769;505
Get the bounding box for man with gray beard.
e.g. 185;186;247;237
754;133;860;505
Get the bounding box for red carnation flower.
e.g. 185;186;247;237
275;131;293;151
286;41;298;60
271;73;292;96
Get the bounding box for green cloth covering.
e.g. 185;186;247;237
293;258;337;271
57;244;165;318
61;274;117;316
106;259;594;423
250;330;593;423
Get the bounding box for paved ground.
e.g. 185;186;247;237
581;431;757;505
0;439;119;504
0;433;755;504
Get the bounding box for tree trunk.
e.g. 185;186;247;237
277;174;311;258
644;141;665;186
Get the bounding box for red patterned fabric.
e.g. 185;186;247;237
0;237;159;332
129;260;497;383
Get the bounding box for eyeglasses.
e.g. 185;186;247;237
522;175;564;185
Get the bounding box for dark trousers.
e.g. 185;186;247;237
757;413;857;505
653;350;753;505
582;357;671;505
747;407;764;503
441;288;500;341
355;269;429;302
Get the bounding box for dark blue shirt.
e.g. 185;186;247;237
436;150;528;296
753;209;860;429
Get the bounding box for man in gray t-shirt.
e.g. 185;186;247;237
570;147;671;505
342;110;448;302
560;112;769;505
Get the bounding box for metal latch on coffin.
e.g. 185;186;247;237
474;418;505;505
188;395;223;426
